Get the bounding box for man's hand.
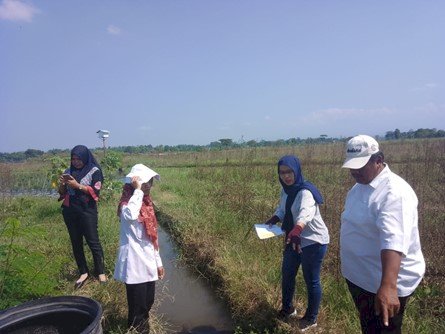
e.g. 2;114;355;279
375;249;402;326
375;285;400;327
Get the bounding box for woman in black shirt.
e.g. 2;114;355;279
58;145;106;288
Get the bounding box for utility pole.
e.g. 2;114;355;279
96;130;110;157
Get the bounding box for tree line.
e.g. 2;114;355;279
384;128;445;140
1;128;444;163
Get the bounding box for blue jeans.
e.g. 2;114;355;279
281;242;327;321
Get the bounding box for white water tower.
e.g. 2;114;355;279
96;130;110;153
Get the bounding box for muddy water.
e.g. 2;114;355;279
156;227;234;334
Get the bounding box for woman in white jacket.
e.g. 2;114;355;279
114;164;164;333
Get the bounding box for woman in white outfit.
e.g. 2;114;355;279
114;164;165;333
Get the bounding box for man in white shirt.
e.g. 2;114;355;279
340;135;425;334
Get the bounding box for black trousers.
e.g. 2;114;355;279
126;281;156;333
62;207;105;276
346;279;410;334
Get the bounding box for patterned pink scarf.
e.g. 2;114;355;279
117;184;159;250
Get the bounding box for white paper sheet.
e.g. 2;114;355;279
254;224;284;240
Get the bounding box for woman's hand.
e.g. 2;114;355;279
131;176;142;190
265;215;280;227
63;175;81;190
58;175;67;195
157;266;165;279
286;224;303;252
58;174;66;187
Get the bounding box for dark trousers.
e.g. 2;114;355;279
126;281;156;333
63;208;105;276
346;279;410;334
281;243;327;321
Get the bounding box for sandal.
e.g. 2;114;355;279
98;274;107;284
74;274;88;290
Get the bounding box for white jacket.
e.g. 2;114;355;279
114;189;163;284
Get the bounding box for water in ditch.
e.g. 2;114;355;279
156;227;234;334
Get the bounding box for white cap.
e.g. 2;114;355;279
342;135;380;169
125;164;160;184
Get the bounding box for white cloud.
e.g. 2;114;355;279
304;107;394;122
425;83;438;89
139;125;152;132
413;102;444;115
107;24;122;35
411;82;439;92
264;115;271;121
0;0;39;22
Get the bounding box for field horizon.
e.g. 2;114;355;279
1;138;444;333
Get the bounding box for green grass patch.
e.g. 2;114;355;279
1;139;444;333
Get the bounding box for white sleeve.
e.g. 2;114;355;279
293;190;316;224
120;189;144;221
377;190;410;255
155;249;163;267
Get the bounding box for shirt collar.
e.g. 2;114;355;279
368;164;390;189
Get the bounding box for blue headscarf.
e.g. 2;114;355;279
278;155;323;233
69;145;103;182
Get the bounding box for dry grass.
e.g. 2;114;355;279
148;139;444;333
1;138;443;333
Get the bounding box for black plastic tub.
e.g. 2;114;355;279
0;296;103;334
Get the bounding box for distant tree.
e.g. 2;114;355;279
259;140;273;147
385;131;395;140
47;148;68;155
219;138;233;147
24;149;44;158
154;145;164;152
406;129;415;139
209;141;221;148
123;146;137;153
286;138;298;145
415;128;434;138
383;128;445;141
305;137;317;144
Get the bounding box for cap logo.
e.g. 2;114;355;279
347;146;362;153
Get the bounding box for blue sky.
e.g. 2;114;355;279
1;0;444;153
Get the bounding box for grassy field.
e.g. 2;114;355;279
149;139;444;333
1;138;444;333
0;195;170;334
